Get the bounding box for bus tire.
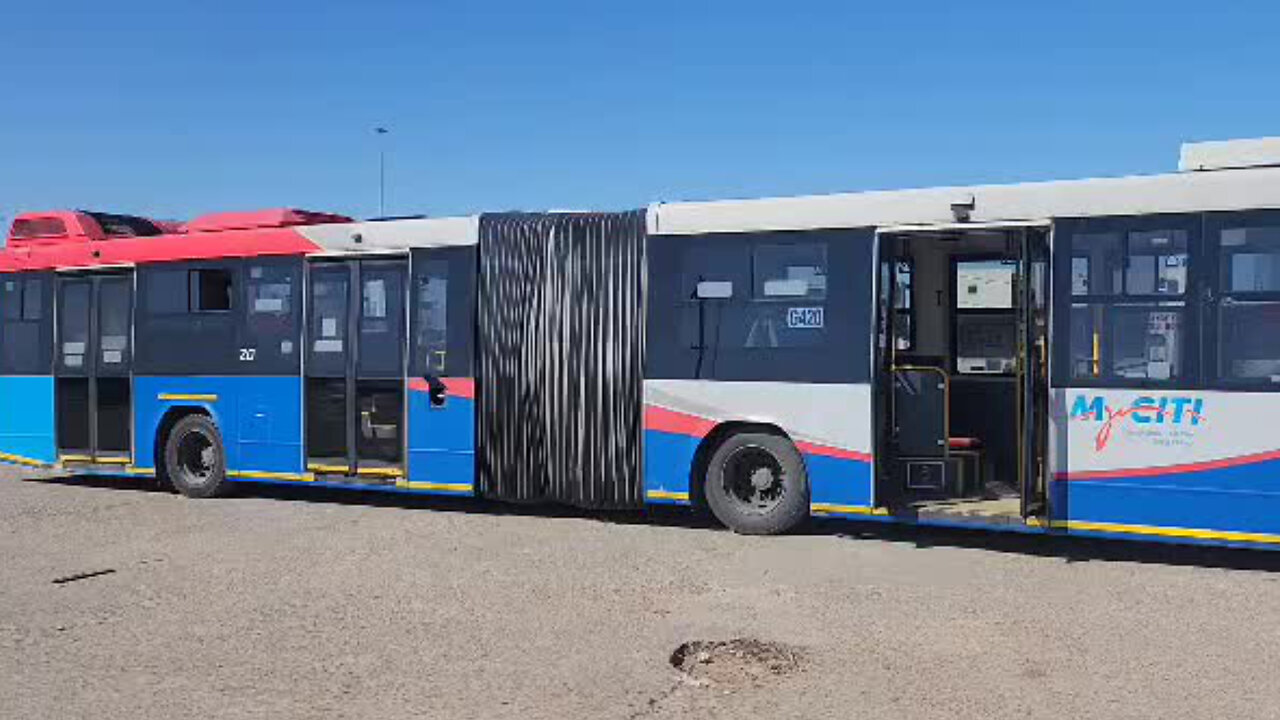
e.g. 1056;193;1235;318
163;414;230;499
703;432;809;535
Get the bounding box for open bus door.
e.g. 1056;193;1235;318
54;271;134;466
1018;228;1050;517
305;257;408;481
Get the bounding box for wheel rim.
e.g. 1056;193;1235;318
720;445;786;515
177;431;215;485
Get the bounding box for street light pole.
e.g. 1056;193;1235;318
375;126;389;217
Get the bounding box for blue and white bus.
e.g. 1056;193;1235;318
5;137;1280;549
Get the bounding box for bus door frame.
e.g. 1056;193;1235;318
872;221;1052;517
303;252;410;480
53;266;136;466
1017;226;1052;518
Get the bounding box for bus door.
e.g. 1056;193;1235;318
1017;228;1050;517
55;272;133;465
305;258;408;480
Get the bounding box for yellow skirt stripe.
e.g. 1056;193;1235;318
157;393;218;402
645;489;690;501
395;480;474;493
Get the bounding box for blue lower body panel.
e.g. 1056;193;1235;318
1052;454;1280;546
406;386;475;494
0;375;56;465
806;452;874;511
643;430;698;504
133;375;305;477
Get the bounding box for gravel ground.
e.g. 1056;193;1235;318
3;467;1280;720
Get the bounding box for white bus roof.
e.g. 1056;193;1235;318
647;164;1280;236
299;214;480;252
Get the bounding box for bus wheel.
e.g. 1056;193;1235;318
703;432;809;535
164;414;229;499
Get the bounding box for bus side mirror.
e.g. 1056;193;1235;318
425;374;447;408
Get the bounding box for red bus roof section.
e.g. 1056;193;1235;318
1;208;351;273
184;209;353;233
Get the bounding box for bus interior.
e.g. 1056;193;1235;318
877;226;1049;524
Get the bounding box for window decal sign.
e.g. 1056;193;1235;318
786;307;824;329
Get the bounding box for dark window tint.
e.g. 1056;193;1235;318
248;265;294;316
1055;215;1200;388
146;270;189;314
1109;305;1185;381
59;282;91;371
243;262;301;373
2;279;21;321
1220;226;1280;293
1070;233;1123;296
410;247;475;378
309;270;349;372
97;280;131;370
415;261;449;372
647;229;873;383
1126;230;1188;295
1068;298;1189;383
22;279;42;321
679;243;750;299
1210;215;1280;387
357;265;405;377
678;303;828;350
753;243;827;300
1218;300;1280;382
0;274;53;374
892;260;913;351
3;278;43;321
135;263;243;375
191;269;233;312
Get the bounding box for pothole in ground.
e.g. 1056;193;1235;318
669;638;803;689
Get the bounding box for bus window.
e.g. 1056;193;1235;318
893;260;913;351
410;247;474;379
414;261;449;373
0;274;52;374
753;243;827;300
357;265;405;378
1215;223;1280;384
145;269;189;314
1060;218;1197;386
59;283;90;370
1126;230;1188;295
190;269;233;312
135;263;240;375
1110;306;1183;381
1070;233;1123;296
647;230;873;384
243;262;300;372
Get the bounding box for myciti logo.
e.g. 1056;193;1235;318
1070;395;1205;451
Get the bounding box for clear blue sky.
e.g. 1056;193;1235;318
3;1;1279;225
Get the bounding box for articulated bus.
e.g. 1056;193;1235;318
6;137;1280;549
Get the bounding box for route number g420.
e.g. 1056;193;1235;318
786;307;824;329
239;348;257;362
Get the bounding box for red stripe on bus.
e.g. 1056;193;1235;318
794;440;873;463
1057;448;1280;481
643;405;717;438
644;405;871;462
407;377;475;400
